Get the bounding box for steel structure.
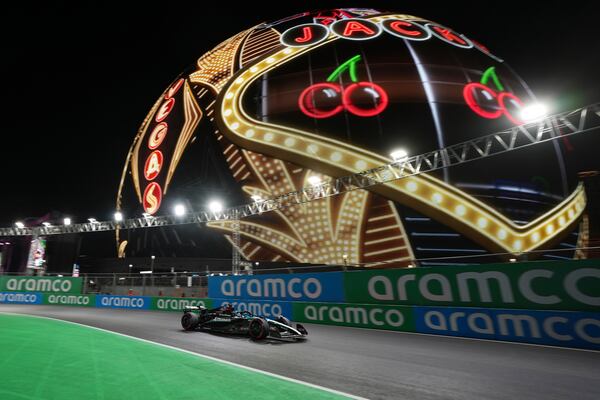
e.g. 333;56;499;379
2;103;599;238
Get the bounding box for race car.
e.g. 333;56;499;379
180;304;308;341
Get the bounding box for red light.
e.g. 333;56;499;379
343;82;388;117
143;182;162;215
498;92;524;125
463;83;502;119
148;122;168;149
144;150;164;181
298;83;344;119
427;24;472;48
343;21;376;36
155;98;175;122
389;21;422;37
165;78;184;100
295;26;313;43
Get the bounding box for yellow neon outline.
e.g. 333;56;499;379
215;14;586;256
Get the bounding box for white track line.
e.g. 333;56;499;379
0;312;368;400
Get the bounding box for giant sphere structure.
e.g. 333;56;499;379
117;9;586;266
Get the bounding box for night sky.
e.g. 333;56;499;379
2;1;599;228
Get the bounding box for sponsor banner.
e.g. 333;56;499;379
292;302;415;332
0;291;43;304
212;298;293;319
208;272;345;302
344;260;600;311
414;306;600;350
152;297;212;312
96;295;151;310
0;276;82;294
43;294;95;307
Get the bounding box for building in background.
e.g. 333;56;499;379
116;9;588;268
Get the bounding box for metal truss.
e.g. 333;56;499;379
2;103;599;237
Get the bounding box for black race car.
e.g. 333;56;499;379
181;304;308;341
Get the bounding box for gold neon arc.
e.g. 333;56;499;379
215;14;586;256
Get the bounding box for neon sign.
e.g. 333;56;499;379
144;150;163;181
463;67;524;125
142;182;162;215
281;18;496;58
148;122;168;149
298;55;388;118
381;19;431;40
281;23;329;47
141;78;184;214
330;18;381;40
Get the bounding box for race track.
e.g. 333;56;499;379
1;305;599;400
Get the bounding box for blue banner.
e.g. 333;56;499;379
414;306;600;350
96;295;151;310
212;298;293;319
0;291;43;304
208;272;345;302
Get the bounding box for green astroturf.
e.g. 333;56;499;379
0;314;351;400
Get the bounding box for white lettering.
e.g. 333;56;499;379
368;276;393;301
304;305;317;320
385;309;404;327
288;278;302;298
565;269;600;306
575;319;600;344
247;280;261;297
424;311;447;330
543;317;572;341
419;274;452;302
303;278;322;299
221;280;234;296
457;271;514;303
396;274;416;301
519;270;560;305
449;311;465;331
329;307;343;322
497;314;541;338
467;313;494;334
369;308;384;326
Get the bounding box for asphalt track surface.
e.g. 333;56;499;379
2;305;599;400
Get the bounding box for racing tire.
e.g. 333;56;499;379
248;318;270;340
277;316;292;326
181;312;199;331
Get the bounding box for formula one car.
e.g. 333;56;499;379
181;304;308;341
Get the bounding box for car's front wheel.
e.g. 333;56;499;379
181;312;199;331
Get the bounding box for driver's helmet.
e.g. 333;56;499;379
223;303;234;314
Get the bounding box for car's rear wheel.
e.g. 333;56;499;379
181;312;199;331
248;318;269;340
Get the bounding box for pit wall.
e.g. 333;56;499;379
0;260;599;350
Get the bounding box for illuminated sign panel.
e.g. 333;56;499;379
120;9;585;265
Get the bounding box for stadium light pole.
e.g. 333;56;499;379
208;200;224;213
390;148;408;161
174;204;186;216
520;103;548;122
307;176;322;186
150;255;156;289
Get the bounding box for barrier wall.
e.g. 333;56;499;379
0;277;81;294
344;260;600;311
208;272;345;302
1;261;599;350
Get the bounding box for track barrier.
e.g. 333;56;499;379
1;260;598;349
